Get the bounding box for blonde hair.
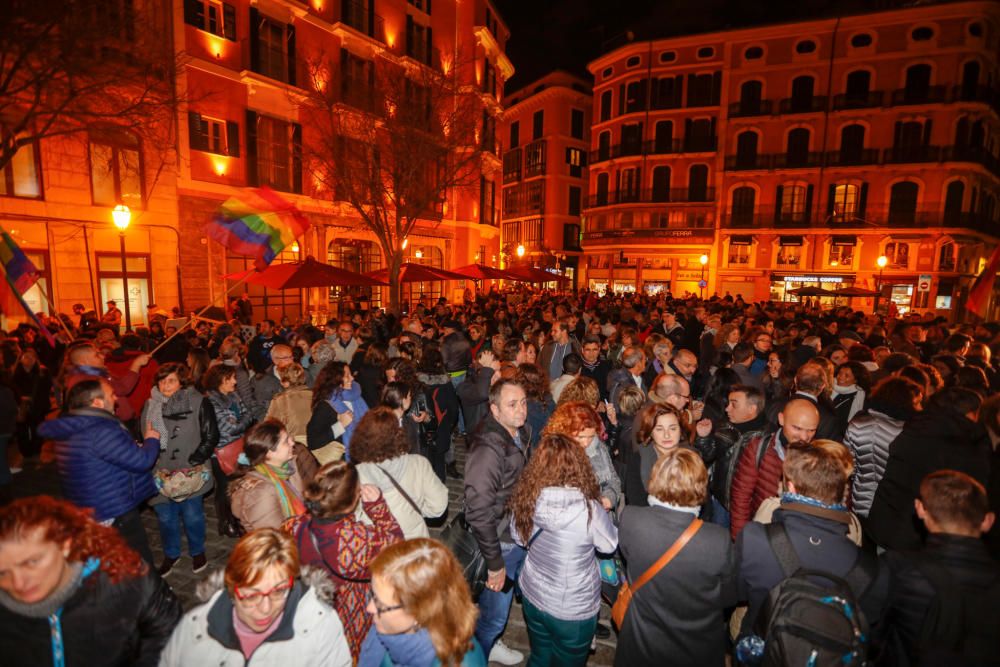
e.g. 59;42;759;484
371;539;478;665
557;376;600;406
278;362;307;387
224;528;300;596
647;448;708;506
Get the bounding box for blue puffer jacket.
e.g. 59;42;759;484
38;408;159;521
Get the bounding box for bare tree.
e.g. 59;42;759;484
300;49;491;314
0;0;181;181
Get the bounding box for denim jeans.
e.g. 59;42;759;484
710;496;731;529
474;541;527;653
522;597;597;667
153;495;207;559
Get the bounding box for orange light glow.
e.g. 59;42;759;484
385;29;396;48
311;67;329;92
205;34;226;59
312;0;323;10
212;157;229;176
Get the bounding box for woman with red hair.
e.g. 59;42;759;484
0;495;182;666
543;401;622;511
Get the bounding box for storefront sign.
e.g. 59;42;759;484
775;274;849;283
583;229;713;243
917;274;932;292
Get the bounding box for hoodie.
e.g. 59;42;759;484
38;408;159;521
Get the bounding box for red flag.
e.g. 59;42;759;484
966;244;1000;317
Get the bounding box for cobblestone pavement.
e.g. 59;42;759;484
9;439;618;666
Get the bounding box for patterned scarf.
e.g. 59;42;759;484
256;462;306;519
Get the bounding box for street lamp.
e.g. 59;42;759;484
516;244;525;258
699;254;709;299
874;254;888;315
111;204;132;332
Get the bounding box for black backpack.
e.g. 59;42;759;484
755;522;875;667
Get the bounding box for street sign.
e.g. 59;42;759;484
698;279;708;288
917;274;932;292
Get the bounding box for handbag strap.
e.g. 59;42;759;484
629;518;702;595
377;466;421;516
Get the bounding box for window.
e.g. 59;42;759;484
944;180;964;225
688;164;709;201
779;184;808;223
599;91;612;122
850;33;873;48
844;70;871;101
731;186;756;226
652;166;671;202
97;252;152;325
621;123;643;156
509;121;519;149
652;76;683;109
938;241;956;271
653;120;673;153
735;131;759;168
911;26;934;41
569;186;581;216
884;241;910;268
968;22;984;38
602;67;613;78
619;167;640;202
482;60;496;96
839;124;865;163
831;183;860;222
738;80;763;114
597;131;611;161
776;240;802;267
659;51;676;63
795;40;817;54
188;113;239;156
0;134;42;199
626;56;640;68
532;110;544;140
728;242;752;266
888;181;919;226
685;118;715;151
251;114;301;193
184;0;236;40
329;240;382;306
960;61;981;100
405;16;434;66
89;128;143;208
687;72;720;106
570;109;584;139
256;15;290;82
786;128;810;166
596;172;609;206
697;46;714;59
480;177;495;225
903;64;932;101
625;79;647;113
789;75;815;112
566;147;584;178
744;46;763;60
828;239;855;268
564;223;581;250
525;140;546;176
408;0;431;13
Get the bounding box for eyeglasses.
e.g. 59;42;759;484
367;589;403;616
234;578;293;606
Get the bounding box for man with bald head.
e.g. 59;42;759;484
729;398;820;539
250;343;295;419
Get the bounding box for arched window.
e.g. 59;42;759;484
597;131;611;161
777;183;812;224
961;61;981;100
739;80;763;115
599;90;612;122
652;166;672;202
844;70;871;104
938;241;956;271
944;181;964;225
596;172;610;206
731;186;756;226
654;120;674;153
903;64;932;102
789;75;815;112
839;124;866;163
830;183;863;223
888;181;919;226
688;164;709;202
786;128;811;166
735;131;759;168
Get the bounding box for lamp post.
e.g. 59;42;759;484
516;244;525;260
874;254;888;315
111;204;132;332
699;253;709;299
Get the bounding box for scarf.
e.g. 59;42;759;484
832;382;866;423
0;558;100;667
329;381;369;453
781;491;847;513
358;626;439;667
256;462;306;519
647;495;701;517
145;388;171;450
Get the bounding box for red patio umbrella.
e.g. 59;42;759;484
451;264;522;281
832;286;880;297
365;262;471;283
505;266;570;283
224;257;387;289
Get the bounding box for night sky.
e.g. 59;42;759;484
494;0;881;92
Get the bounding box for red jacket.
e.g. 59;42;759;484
729;431;784;540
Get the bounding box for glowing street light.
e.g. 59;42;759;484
699;254;709;298
516;244;525;258
111;205;133;332
874;255;888;315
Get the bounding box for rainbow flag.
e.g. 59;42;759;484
0;229;54;344
207;187;310;269
966;244;1000;317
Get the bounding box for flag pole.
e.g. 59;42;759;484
0;261;57;346
29;283;76;342
148;270;254;356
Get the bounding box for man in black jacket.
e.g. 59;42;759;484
875;470;999;666
456;348;498;434
867;388;993;552
579;335;610;400
765;361;843;441
464;378;530;665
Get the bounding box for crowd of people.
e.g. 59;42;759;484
0;286;998;666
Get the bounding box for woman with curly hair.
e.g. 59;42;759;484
361;538;486;666
307;361;369;458
0;496;182;666
543;401;621;511
351;408;448;538
290;460;403;660
516;363;554;450
507;434;618;666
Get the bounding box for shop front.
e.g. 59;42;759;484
770;273;856;303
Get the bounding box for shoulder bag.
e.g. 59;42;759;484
611;518;702;630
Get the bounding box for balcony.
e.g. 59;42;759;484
683;135;718;152
589;136;717;163
825;148;879;167
720;207;997;235
501;218;543;248
340;0;387;44
778;96;828;114
523;139;547;177
643;138;683;155
722;209;812;229
889;85;947;106
771;152;825;169
583;215;715;243
882;145;942;164
586;187;716;208
728;100;774;118
832;91;884;110
725;154;770;171
502;148;522;182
